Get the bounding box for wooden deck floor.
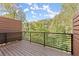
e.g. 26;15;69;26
0;40;71;56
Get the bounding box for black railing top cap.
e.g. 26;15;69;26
24;31;72;35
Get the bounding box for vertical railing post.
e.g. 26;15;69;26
30;32;31;42
71;34;73;55
44;32;45;47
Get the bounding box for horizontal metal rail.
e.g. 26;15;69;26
24;31;72;35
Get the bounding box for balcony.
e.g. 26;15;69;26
0;32;72;56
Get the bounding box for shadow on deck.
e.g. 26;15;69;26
0;40;71;56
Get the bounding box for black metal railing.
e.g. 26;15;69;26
23;31;73;55
0;32;73;55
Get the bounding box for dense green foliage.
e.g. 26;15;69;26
0;3;26;21
24;4;78;52
28;4;78;33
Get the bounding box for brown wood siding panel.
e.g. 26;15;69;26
7;32;22;42
0;33;5;44
73;12;79;55
73;21;79;26
0;17;22;33
73;16;79;23
74;30;79;34
0;17;22;43
73;39;79;55
73;35;79;40
74;25;79;29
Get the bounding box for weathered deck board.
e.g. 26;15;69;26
0;40;71;56
0;50;4;56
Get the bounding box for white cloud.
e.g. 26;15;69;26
1;12;9;16
30;4;54;14
24;8;29;12
42;4;54;14
44;11;60;18
47;9;53;14
32;15;36;18
27;3;32;6
42;5;49;10
33;4;38;9
28;19;38;22
30;4;43;10
16;10;19;13
30;4;39;10
39;14;42;16
30;7;36;10
31;11;36;15
30;4;60;19
48;14;57;18
31;11;34;14
42;5;60;18
32;4;50;11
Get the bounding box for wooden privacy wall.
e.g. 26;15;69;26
0;17;22;32
73;13;79;55
0;17;22;44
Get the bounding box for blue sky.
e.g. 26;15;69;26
16;3;62;22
